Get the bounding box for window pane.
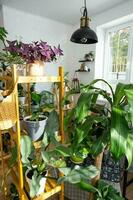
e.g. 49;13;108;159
109;27;129;76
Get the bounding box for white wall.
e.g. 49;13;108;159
2;5;73;90
1;0;133;88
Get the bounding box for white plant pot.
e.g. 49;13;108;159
19;96;26;105
25;169;47;196
23;115;47;141
28;61;44;76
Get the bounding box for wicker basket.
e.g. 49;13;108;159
0;91;17;130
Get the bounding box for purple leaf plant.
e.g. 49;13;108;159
5;40;63;64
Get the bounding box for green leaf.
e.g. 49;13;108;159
64;109;74;131
77;181;98;193
75;92;93;122
58;165;99;185
125;89;133;125
126;133;133;168
41;151;50;163
111;106;129;160
45;110;59;138
90;133;108;157
8;144;17;167
58;167;71;176
42;133;49;149
30;171;41;198
20;135;33;164
114;83;133;106
55;145;71;157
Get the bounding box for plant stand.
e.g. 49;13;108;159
0;65;65;200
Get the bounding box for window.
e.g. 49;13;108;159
103;22;133;85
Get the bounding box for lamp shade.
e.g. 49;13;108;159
70;26;98;44
70;0;98;44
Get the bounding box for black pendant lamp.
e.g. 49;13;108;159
70;0;98;44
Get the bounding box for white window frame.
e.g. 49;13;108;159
103;21;133;86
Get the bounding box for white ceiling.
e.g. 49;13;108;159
1;0;127;25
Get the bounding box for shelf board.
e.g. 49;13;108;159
18;76;61;83
75;70;90;72
0;76;12;81
33;185;61;200
78;60;94;63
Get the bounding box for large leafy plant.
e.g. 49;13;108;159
64;79;133;167
20;110;99;198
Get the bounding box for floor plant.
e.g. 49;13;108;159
61;79;133;199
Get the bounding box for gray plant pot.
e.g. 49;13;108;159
23;115;47;141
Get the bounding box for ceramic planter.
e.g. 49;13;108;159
25;169;47;196
28;61;44;76
23;115;47;141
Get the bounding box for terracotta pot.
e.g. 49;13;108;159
28;61;44;76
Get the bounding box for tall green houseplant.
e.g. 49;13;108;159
63;79;133;199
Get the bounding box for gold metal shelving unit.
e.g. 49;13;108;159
0;65;65;200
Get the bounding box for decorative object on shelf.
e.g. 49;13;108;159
79;51;95;62
5;40;63;76
78;63;90;72
70;0;98;44
72;72;80;93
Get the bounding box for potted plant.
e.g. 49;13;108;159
60;79;133;199
23;113;47;141
23;90;47;141
20;111;99;199
5;40;63;76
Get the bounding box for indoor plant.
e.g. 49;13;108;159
5;40;63;76
24;91;47;141
20;109;99;198
61;79;133;199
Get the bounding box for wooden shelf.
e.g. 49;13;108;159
75;70;90;72
0;76;12;81
78;60;94;63
18;76;61;84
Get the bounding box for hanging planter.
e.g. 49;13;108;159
28;61;44;76
72;72;80;93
